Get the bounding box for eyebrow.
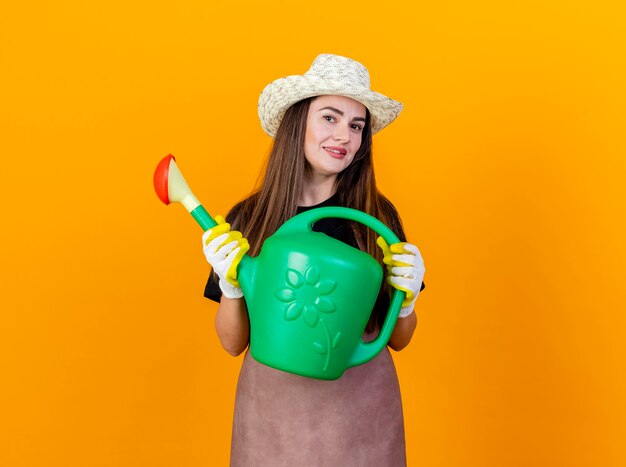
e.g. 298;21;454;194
319;106;367;122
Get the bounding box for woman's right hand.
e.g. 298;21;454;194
202;215;250;299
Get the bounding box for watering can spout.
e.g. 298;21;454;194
153;154;257;320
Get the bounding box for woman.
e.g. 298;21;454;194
202;54;425;466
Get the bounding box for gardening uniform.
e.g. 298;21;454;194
205;194;413;467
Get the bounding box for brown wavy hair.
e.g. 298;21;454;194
226;97;406;331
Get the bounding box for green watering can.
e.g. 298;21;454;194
153;155;405;380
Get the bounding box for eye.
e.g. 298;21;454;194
323;115;336;123
351;123;363;132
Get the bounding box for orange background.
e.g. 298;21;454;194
1;1;625;465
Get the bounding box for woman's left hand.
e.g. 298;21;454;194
377;238;425;318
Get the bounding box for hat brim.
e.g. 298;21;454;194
258;74;403;138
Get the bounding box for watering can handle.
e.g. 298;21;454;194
274;206;406;367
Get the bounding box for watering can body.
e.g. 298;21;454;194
237;207;405;380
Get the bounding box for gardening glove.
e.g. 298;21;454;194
202;215;250;299
377;237;425;318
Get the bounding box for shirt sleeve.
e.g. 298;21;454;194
204;271;222;303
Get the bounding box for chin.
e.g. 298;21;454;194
323;162;349;174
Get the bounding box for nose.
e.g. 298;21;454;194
333;123;351;143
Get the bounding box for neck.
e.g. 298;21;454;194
299;173;337;206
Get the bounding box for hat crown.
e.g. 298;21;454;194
304;54;371;89
258;54;402;138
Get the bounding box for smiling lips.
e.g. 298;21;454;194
323;146;347;158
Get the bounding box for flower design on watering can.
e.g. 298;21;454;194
275;265;342;371
275;265;337;325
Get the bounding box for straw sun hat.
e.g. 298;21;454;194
258;54;403;138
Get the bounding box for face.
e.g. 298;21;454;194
303;95;367;179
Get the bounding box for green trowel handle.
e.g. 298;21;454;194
190;205;218;231
274;206;406;366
